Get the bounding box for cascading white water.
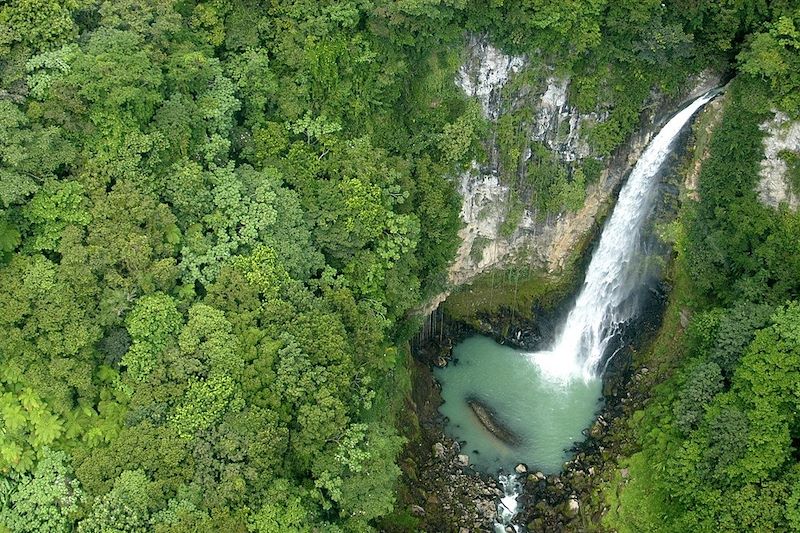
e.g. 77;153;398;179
529;92;716;383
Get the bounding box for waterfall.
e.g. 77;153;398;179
493;92;716;530
528;92;716;384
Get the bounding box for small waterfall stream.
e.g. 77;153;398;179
494;92;716;531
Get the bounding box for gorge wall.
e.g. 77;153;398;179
402;35;732;533
423;34;720;314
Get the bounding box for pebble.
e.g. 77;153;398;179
476;500;495;517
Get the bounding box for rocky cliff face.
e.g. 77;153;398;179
456;37;524;120
451;36;602;284
423;35;719;313
758;111;800;211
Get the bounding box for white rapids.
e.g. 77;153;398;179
494;473;522;532
528;92;716;384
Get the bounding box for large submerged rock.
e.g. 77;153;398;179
467;396;522;447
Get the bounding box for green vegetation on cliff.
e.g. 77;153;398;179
444;267;578;325
466;0;794;225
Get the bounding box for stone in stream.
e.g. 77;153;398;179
515;463;528;474
466;397;523;447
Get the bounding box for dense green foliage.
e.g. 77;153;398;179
0;1;473;530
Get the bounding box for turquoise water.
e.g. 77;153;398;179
434;336;603;474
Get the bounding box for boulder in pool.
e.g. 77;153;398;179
466;397;522;447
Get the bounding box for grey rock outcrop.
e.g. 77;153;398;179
457;35;524;120
758;111;800;211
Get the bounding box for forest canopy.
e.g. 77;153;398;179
0;1;471;530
